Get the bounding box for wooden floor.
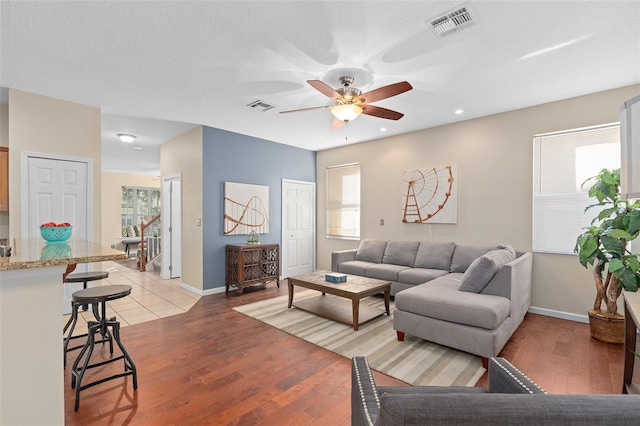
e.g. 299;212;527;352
64;282;625;425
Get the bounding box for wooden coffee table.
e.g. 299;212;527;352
287;271;391;331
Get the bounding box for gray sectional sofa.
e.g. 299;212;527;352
331;240;533;362
351;356;640;425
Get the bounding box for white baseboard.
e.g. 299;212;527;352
528;306;589;324
180;282;226;296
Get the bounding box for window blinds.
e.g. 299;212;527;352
533;124;620;254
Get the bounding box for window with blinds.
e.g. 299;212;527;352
326;163;360;239
533;124;620;254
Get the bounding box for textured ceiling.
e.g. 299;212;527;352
1;1;639;175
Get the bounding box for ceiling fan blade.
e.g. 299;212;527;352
330;117;345;130
280;105;331;114
307;80;344;102
362;105;405;120
359;81;413;103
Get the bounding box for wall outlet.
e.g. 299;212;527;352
196;218;202;226
380;219;384;226
111;244;115;248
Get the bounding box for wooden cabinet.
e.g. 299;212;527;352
623;291;640;393
226;244;279;294
0;147;7;212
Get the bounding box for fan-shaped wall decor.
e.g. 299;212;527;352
401;165;457;224
224;182;269;235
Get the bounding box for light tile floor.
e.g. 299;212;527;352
62;260;200;337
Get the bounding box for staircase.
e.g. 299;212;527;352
138;214;161;272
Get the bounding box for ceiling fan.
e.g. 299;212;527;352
280;76;413;130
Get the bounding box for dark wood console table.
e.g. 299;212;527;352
225;243;279;294
623;291;640;393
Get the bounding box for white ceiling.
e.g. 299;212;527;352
1;1;639;175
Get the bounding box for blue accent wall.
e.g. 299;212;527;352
202;126;316;290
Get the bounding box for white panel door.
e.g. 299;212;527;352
27;157;87;241
27;156;89;313
162;175;182;279
169;180;182;278
281;180;315;278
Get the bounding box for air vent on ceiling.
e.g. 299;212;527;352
428;5;476;38
247;100;276;112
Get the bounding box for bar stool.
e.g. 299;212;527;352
64;271;109;310
62;271;109;366
69;285;138;411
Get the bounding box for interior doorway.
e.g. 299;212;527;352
281;179;315;278
161;173;182;279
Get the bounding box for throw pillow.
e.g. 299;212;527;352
354;240;388;263
459;246;516;293
126;225;136;238
134;225;142;237
121;226;129;237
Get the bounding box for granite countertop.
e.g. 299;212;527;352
0;238;127;271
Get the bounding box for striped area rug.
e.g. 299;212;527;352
233;290;485;387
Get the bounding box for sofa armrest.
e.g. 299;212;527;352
487;357;546;394
352;356;381;426
481;252;532;322
332;249;357;272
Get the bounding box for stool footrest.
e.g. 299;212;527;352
70;318;137;411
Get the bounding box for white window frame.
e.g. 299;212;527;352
326;163;360;240
533;123;620;255
121;186;161;234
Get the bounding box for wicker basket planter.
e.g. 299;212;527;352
588;309;624;344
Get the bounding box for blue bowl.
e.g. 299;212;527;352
40;226;73;243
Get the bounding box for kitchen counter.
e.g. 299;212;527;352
0;237;126;270
0;238;127;425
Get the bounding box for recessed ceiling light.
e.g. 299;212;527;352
380;127;387;132
117;133;136;143
134;145;142;150
454;109;464;115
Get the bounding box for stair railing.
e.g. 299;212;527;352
139;213;161;272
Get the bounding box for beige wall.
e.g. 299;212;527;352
101;171;160;251
7;89;102;242
161;126;203;291
317;84;640;319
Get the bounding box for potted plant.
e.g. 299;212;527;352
575;168;640;343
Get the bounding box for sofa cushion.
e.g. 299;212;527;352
365;264;410;282
459;245;517;293
382;241;420;267
398;268;449;285
414;242;456;270
395;277;511;330
450;244;494;273
338;260;373;276
354;239;387;263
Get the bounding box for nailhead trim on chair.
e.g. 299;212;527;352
354;357;379;426
491;358;547;394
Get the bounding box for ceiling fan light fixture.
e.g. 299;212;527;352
331;104;363;122
117;133;137;143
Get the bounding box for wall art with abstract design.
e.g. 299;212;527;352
401;165;457;224
224;182;269;235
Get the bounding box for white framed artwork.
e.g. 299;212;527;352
401;165;457;224
224;182;269;235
